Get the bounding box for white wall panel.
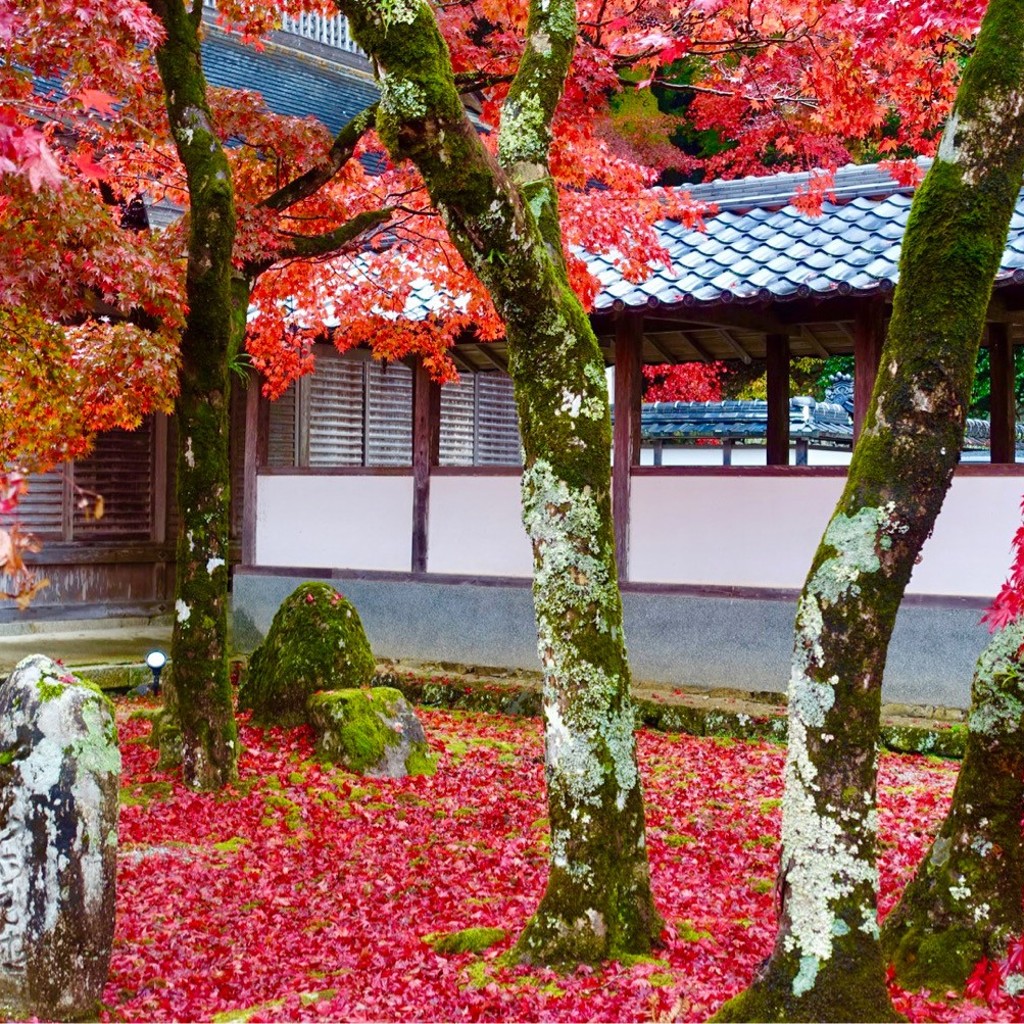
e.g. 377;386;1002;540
629;472;1023;597
256;474;413;571
428;475;533;577
630;475;842;589
909;476;1022;596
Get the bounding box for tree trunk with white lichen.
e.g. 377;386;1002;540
714;2;1024;1019
147;2;391;789
337;0;661;965
148;0;240;790
881;622;1024;991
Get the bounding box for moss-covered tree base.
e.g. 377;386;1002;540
881;622;1024;992
884;927;989;994
142;707;183;771
512;865;663;966
711;952;904;1023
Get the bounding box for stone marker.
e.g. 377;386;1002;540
307;687;436;778
0;654;120;1021
239;582;376;727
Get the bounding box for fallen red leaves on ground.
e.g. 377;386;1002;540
105;702;1020;1022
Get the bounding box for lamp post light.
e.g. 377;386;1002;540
145;649;167;696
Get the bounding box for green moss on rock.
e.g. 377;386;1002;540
307;686;436;778
239;583;376;728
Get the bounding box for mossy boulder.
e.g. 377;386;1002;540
307;687;436;778
239;583;376;727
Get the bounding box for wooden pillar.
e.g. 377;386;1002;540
613;314;643;581
411;358;441;573
152;413;169;546
241;376;265;566
989;322;1017;464
854;300;886;440
766;333;790;465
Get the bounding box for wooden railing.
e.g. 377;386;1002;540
201;1;363;55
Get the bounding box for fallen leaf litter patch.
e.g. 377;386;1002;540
105;698;1021;1022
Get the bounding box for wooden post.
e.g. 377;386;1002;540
766;333;790;465
854;300;886;440
613;314;643;581
152;413;169;546
989;322;1017;464
241;375;264;566
412;358;441;573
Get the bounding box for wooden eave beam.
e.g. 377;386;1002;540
643;333;677;363
717;329;753;365
641;329;713;363
680;332;715;363
448;348;476;374
834;321;856;346
800;325;831;359
473;343;509;372
619;304;791;335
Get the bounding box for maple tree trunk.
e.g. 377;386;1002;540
149;0;239;790
881;623;1024;990
714;4;1024;1020
339;0;660;964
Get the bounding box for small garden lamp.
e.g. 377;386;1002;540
145;649;167;696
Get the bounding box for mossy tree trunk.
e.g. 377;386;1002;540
338;0;661;964
881;622;1024;990
144;0;389;786
147;0;241;789
714;3;1024;1019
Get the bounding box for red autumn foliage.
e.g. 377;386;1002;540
643;362;729;403
106;696;1018;1022
2;0;987;456
982;495;1024;632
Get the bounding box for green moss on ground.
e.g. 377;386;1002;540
424;927;508;954
120;781;174;808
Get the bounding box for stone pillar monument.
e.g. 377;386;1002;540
0;654;120;1020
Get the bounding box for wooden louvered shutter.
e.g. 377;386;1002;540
73;422;154;541
266;384;298;467
308;353;365;466
476;373;521;465
439;376;476;466
365;361;412;466
18;469;67;539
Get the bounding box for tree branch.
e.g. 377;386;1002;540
246;206;393;275
260;101;379;213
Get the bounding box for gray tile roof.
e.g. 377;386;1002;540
640;398;855;444
638;398;1022;451
587;160;1024;312
202;31;378;136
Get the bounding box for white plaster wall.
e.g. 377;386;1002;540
639;446;853;467
629;473;1024;597
428;475;533;577
630;475;843;589
909;476;1022;596
256;474;414;572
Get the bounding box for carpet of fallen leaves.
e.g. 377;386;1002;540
104;700;1024;1023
